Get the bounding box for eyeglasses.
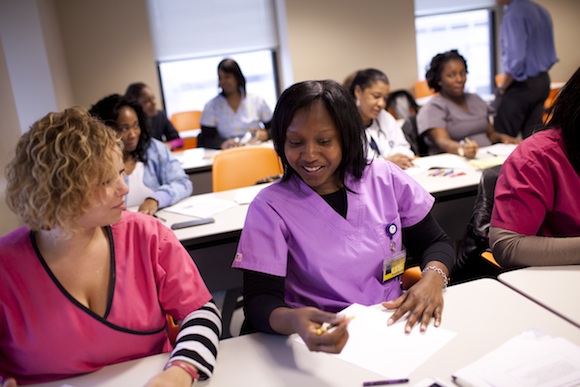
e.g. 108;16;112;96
116;121;140;133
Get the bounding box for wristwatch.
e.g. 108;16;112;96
457;146;465;157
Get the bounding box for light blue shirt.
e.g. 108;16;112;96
500;0;558;82
128;138;192;208
200;93;272;139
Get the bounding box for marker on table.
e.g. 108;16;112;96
362;378;409;386
153;214;166;222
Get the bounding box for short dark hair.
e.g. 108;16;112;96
425;49;468;92
88;94;152;162
270;80;368;184
545;66;580;174
125;82;148;100
218;58;246;96
348;68;390;97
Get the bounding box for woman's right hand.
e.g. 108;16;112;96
271;307;351;354
1;377;17;387
460;141;478;159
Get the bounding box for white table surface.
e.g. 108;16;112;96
29;279;580;387
498;265;580;328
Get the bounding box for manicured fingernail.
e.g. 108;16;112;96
387;318;394;326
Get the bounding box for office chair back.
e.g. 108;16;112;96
455;165;505;282
212;146;283;192
170;110;202;150
414;80;435;99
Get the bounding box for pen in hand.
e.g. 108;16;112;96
315;315;355;335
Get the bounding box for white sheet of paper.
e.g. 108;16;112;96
296;303;456;379
452;329;580;387
234;184;269;204
163;196;238;218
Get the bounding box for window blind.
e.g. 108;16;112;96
147;0;279;62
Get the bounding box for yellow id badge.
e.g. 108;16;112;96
383;250;407;282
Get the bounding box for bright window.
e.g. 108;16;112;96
415;9;495;96
158;50;279;118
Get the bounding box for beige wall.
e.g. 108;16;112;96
285;0;418;92
536;0;580;83
54;0;159;109
0;39;25;235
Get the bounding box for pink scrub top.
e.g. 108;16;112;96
491;128;580;236
233;159;434;312
0;211;211;384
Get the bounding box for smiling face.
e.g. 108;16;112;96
115;106;141;153
439;59;467;99
284;100;343;195
77;151;129;228
355;80;390;126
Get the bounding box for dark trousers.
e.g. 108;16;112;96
494;72;550;138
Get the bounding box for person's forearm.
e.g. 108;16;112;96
269;306;299;335
490;226;580;267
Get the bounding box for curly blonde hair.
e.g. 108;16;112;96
5;107;122;234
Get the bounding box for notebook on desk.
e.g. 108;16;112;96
452;329;580;387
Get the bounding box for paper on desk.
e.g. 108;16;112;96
478;143;518;158
233;184;268;204
296;303;456;378
163;196;238;218
452;329;580;387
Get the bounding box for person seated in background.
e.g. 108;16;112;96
490;66;580;267
232;80;455;354
417;50;520;158
89;94;192;215
125;82;184;151
199;58;272;149
0;107;220;386
347;68;415;169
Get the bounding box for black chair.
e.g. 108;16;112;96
453;165;505;283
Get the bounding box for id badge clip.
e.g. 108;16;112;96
383;223;406;282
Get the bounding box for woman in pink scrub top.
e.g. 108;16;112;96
490;66;580;267
0;108;220;386
232;80;456;354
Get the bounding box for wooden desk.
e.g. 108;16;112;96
498;265;580;328
29;279;580;387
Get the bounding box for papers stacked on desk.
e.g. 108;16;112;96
164;196;238;218
452;329;580;387
296;303;456;379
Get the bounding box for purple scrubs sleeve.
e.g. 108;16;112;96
233;160;434;313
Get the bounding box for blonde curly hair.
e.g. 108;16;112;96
5;107;122;234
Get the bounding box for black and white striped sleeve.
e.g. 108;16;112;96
168;300;222;379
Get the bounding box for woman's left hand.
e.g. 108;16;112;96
385;154;415;169
139;198;159;215
145;365;194;387
499;134;521;145
381;270;446;333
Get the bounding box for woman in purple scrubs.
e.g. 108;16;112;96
232;80;456;354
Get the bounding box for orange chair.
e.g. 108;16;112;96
212;146;283;192
414;80;435;99
166;315;179;345
401;266;422;290
170;110;202;150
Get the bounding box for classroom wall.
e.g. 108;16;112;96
284;0;418;92
535;0;580;83
54;0;159;109
0;37;25;236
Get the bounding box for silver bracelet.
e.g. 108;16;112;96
422;265;448;288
